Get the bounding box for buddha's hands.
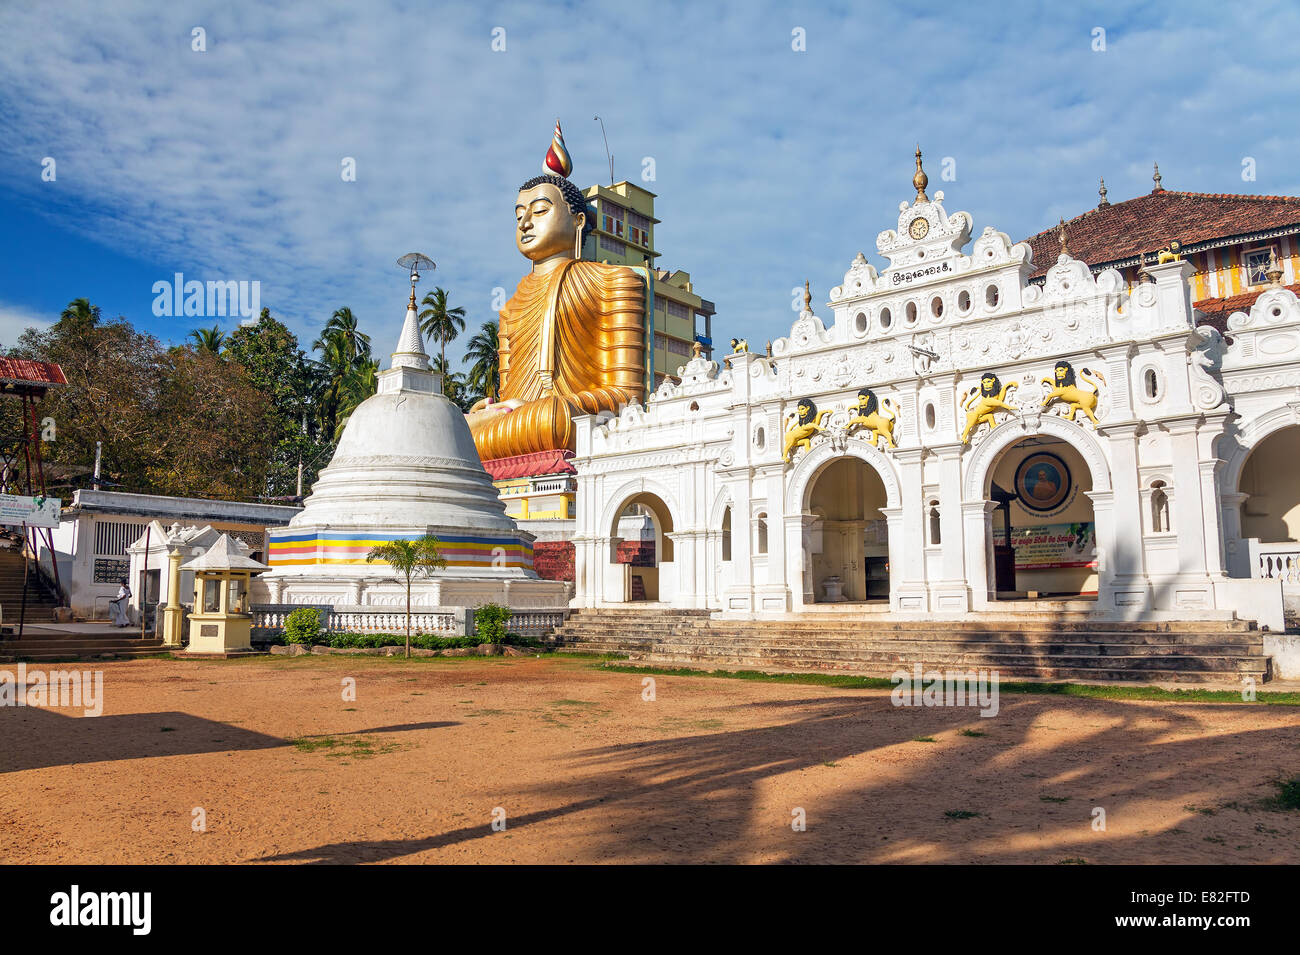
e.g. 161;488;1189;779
466;397;524;426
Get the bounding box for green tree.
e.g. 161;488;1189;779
57;298;101;336
464;320;500;402
12;299;275;500
224;309;328;497
418;288;466;370
364;535;447;658
314;306;370;365
311;307;371;442
333;357;379;441
189;325;226;355
431;354;479;413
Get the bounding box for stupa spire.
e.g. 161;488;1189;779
392;253;433;371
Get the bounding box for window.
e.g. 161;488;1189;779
755;512;768;556
985;284;1000;308
227;577;247;614
664;299;690;320
599;234;626;255
1144;368;1159;399
905;301;918;324
925;403;936;429
1151;481;1171;533
721;507;732;561
627;211;651;247
1244;246;1277;286
958;290;971;312
879;307;893;329
928;501;941;545
930;296;944;318
854;311;868;334
755;426;766;451
202;577;221;613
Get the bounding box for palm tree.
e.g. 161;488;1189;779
312;308;370;439
58;298;101;333
364;535;447;657
418;288;466;369
464;320;500;402
313;307;370;364
189;325;226;354
333;357;379;441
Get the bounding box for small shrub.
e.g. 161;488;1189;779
474;603;512;645
284;608;322;645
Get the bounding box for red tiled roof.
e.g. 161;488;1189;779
0;358;67;389
481;448;576;481
1024;191;1300;280
1194;282;1300;331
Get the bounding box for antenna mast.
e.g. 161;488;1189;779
594;115;614;185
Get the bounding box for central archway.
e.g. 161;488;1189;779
804;457;891;602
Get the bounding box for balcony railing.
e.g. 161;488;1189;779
1249;540;1300;586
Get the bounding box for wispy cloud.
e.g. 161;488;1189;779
0;301;52;346
0;1;1297;358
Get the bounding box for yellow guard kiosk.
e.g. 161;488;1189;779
181;533;269;655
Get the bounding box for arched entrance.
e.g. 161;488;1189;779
982;435;1098;600
1236;425;1300;581
804;457;891;603
610;493;675;602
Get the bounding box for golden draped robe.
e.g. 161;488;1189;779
470;260;646;460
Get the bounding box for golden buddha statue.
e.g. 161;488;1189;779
467;122;646;461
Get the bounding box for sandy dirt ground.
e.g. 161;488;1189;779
1;654;1297;864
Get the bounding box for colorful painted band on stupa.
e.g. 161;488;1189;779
267;530;534;570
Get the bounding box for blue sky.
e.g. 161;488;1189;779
1;1;1297;368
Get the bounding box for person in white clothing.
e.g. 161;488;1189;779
109;578;132;627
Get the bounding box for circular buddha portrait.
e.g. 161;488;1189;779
1014;451;1071;513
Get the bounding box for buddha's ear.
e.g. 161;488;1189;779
573;209;586;232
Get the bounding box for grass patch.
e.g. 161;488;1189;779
1263;775;1300;811
594;662;1300;704
1057;857;1088;865
944;809;980;819
912;736;937;743
958;729;987;737
290;735;402;759
1040;795;1070;803
160;726;176;733
1184;804;1217;816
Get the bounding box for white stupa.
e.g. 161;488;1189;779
257;266;570;612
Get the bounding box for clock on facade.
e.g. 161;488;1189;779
908;217;929;240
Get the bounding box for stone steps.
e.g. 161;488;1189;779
555;624;1263;648
0;635;168;662
552;609;1271;684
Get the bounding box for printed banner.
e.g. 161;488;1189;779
995;521;1096;570
0;493;61;528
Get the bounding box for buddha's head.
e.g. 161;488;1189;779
515;174;594;263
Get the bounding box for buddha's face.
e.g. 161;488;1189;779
515;182;583;262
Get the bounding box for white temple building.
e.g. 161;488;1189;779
568;163;1299;651
254;289;570;613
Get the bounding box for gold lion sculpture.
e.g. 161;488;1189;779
783;397;832;461
730;337;749;354
961;372;1017;444
848;387;897;449
1041;360;1105;425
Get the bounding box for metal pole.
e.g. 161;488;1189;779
18;523;28;640
140;523;150;640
